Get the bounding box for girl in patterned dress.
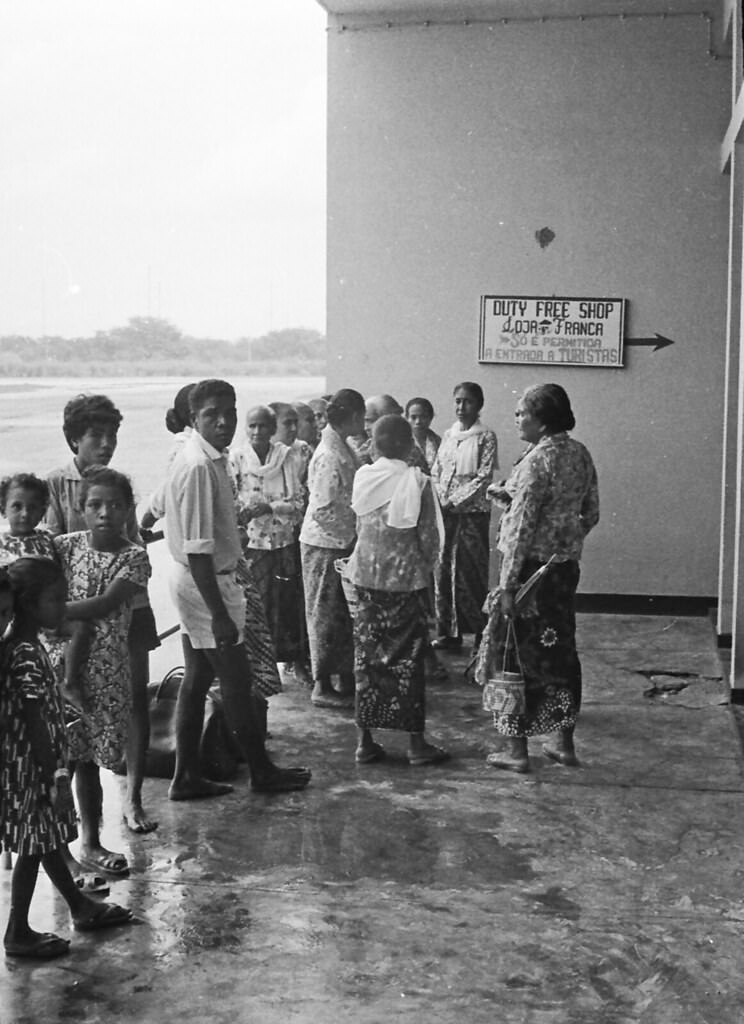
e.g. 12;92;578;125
51;467;151;880
0;473;98;790
1;558;132;959
0;473;57;564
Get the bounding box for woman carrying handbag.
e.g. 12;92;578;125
475;384;599;773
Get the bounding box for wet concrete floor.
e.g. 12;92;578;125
1;613;743;1024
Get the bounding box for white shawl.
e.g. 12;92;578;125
352;457;445;548
235;440;290;481
447;418;487;475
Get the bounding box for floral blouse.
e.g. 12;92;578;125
431;427;499;514
299;424;358;549
229;441;304;550
497;432;599;591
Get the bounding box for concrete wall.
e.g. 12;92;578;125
324;9;730;597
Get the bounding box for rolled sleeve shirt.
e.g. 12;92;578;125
164;431;242;573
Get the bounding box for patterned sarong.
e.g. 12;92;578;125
243;543;304;663
475;559;582;736
300;542;354;680
235;562;282;698
353;587;427;733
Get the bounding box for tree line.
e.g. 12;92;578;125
0;318;326;376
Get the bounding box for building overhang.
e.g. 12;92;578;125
314;0;717;17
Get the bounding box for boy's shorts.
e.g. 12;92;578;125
170;563;245;650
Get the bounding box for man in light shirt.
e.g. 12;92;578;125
164;378;311;799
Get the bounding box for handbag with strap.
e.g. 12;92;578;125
481;619;526;718
145;667;243;781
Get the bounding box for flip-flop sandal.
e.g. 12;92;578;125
74;873;110;895
5;933;71;959
355;742;385;764
74;903;133;932
78;852;130;877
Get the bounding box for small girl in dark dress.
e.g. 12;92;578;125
0;558;132;959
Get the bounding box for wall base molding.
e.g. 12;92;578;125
575;593;716;617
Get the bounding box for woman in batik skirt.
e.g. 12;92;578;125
475;383;599;774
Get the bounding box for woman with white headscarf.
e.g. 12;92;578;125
431;381;498;653
345;415;448;767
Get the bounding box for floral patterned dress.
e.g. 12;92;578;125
0;638;78;855
50;532;150;768
475;433;599;736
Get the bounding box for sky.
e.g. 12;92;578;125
0;0;328;341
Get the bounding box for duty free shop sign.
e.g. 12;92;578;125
479;296;625;368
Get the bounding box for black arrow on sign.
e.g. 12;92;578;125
624;333;675;352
